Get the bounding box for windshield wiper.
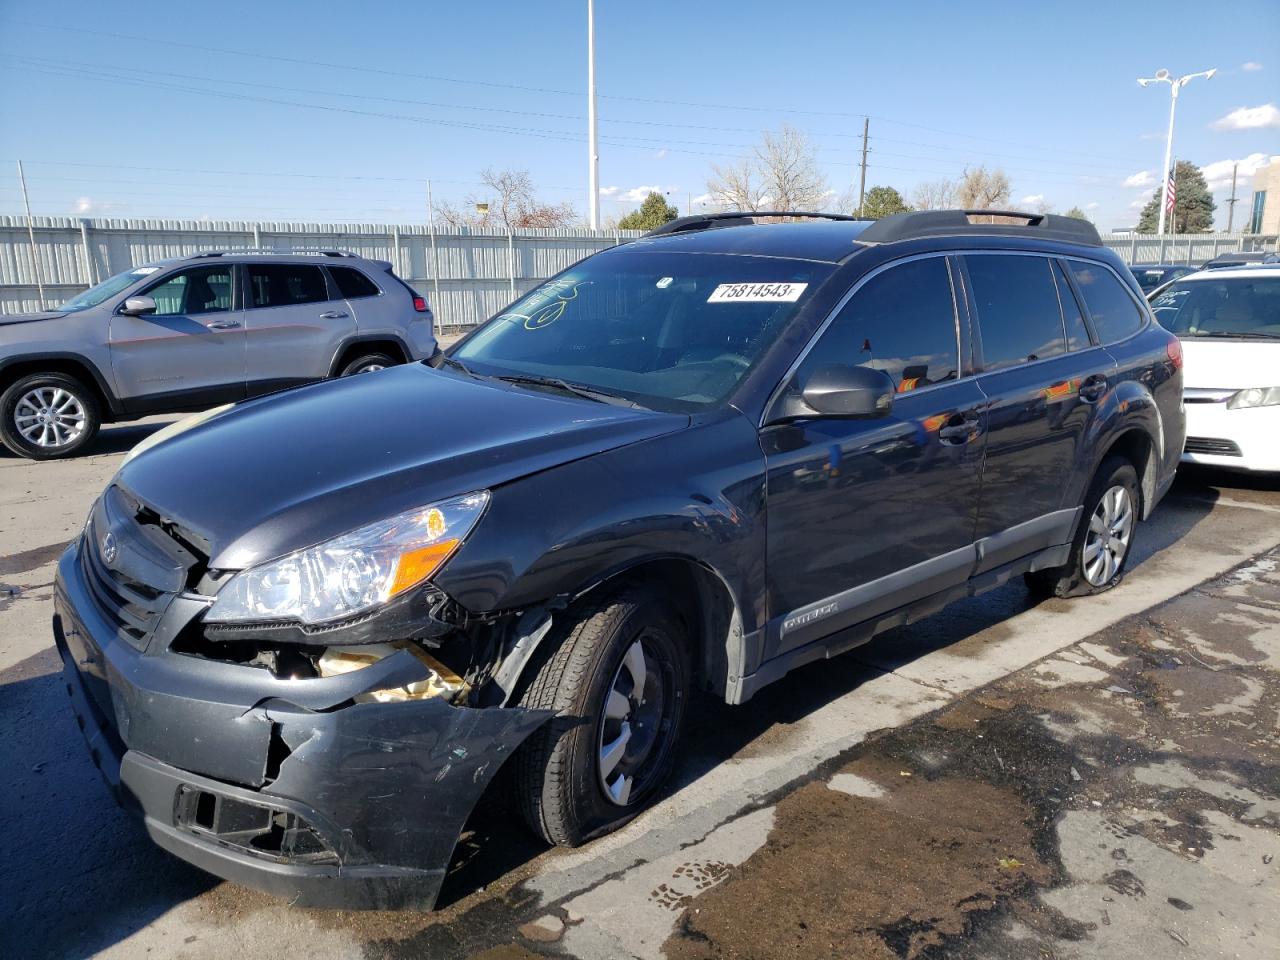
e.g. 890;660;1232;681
439;355;484;378
496;374;641;407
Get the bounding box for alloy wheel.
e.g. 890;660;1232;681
597;637;668;806
14;387;87;449
1083;485;1134;586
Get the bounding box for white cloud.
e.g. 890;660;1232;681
1123;170;1154;188
1211;103;1280;130
1086;202;1099;210
1202;152;1277;190
655;149;668;159
690;192;715;208
1242;61;1263;72
598;185;620;198
1020;194;1045;205
71;197;121;215
1129;196;1149;210
619;185;665;204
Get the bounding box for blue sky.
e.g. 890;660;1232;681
0;0;1276;231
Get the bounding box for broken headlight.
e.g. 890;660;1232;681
205;491;489;626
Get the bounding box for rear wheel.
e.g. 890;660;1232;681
0;373;101;460
339;352;397;376
514;585;689;846
1025;455;1139;598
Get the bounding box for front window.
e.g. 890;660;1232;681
1152;276;1280;339
55;266;160;313
452;249;834;411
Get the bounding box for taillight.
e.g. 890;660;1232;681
1167;338;1183;370
413;296;429;313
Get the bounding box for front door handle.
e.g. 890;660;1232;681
937;413;983;445
204;319;241;330
319;311;349;320
1079;374;1108;403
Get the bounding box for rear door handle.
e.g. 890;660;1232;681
204;319;241;330
938;413;982;445
319;311;349;320
1079;374;1108;403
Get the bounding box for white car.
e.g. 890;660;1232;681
1150;264;1280;473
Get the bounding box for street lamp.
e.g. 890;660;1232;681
587;0;600;230
1137;67;1216;236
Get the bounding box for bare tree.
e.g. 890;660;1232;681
756;123;828;210
956;166;1012;211
706;123;828;212
911;178;958;211
706;158;766;211
432;168;578;230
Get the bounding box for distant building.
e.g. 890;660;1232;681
1248;161;1279;234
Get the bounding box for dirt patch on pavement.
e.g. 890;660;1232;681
663;746;1057;959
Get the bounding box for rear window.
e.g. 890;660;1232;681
247;264;328;308
330;266;381;299
1068;261;1144;343
966;254;1067;370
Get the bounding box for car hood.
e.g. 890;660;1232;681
0;311;68;326
117;364;688;569
1179;338;1280;390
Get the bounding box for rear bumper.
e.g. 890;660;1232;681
53;539;549;910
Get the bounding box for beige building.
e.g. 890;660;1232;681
1247;160;1280;234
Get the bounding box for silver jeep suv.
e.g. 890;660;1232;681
0;251;436;459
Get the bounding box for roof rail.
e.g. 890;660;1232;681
857;210;1102;247
644;211;864;237
185;249;359;259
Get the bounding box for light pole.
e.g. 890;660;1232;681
587;0;600;230
1137;67;1216;236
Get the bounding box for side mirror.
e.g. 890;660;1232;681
121;296;157;316
772;363;895;422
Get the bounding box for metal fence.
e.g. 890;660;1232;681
2;216;1276;325
0;216;644;329
1103;231;1277;266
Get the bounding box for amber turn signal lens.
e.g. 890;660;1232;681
389;538;461;595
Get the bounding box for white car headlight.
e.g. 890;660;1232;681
205;491;489;626
1226;386;1280;410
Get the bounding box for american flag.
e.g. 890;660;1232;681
1165;168;1177;216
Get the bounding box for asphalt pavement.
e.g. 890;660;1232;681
1;404;1277;960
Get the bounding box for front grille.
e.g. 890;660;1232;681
174;784;338;865
1184;436;1242;457
81;485;202;651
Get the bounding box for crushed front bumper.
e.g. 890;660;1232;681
53;539;549;910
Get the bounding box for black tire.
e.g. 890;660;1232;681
338;352;397;376
0;372;101;460
1025;455;1140;599
514;585;690;846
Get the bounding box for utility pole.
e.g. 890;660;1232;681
426;179;441;329
586;0;600;230
856;118;870;217
1225;164;1239;233
16;160;45;308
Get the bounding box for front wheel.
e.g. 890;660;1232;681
0;373;101;460
514;585;690;846
338;352;397;376
1025;455;1139;598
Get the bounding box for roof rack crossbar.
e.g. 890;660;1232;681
856;209;1103;247
644;211;864;237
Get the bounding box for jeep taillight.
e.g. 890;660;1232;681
413;296;429;313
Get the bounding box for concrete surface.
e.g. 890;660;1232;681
1;397;1277;960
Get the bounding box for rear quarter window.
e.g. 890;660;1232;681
1068;261;1144;344
330;266;381;299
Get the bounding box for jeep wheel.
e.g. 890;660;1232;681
339;353;397;376
515;585;689;846
1025;455;1139;598
0;373;101;460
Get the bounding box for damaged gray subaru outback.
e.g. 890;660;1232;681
54;211;1184;909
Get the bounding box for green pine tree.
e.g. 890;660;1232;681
1137;161;1216;234
859;185;912;219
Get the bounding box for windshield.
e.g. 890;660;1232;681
55;266;160;313
1151;276;1280;339
452;248;835;411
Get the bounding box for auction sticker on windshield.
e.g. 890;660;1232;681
708;282;807;303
